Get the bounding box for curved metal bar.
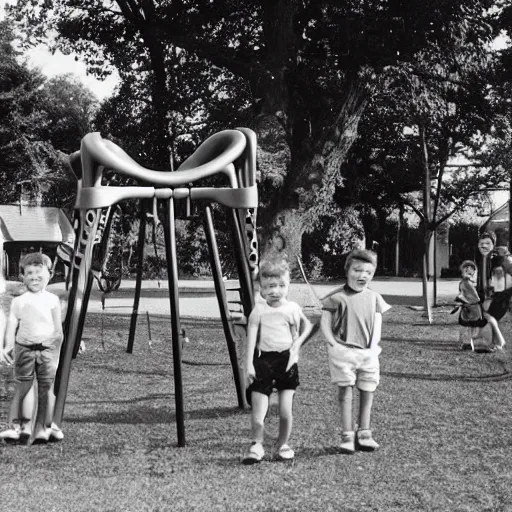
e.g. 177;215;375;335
76;183;258;210
81;130;244;188
235;127;257;188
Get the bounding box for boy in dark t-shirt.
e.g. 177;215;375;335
321;249;390;454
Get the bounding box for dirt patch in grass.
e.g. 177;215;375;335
1;306;511;512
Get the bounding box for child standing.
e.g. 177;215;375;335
0;253;64;444
457;260;506;350
320;249;390;454
243;259;313;464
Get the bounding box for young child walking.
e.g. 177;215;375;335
320;248;390;454
0;253;64;444
243;259;313;464
456;260;506;350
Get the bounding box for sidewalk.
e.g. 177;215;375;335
45;277;460;320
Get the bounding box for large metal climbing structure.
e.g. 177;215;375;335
54;128;259;446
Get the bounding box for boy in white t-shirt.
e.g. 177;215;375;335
0;253;63;444
242;259;313;464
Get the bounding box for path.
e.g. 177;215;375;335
45;277;460;320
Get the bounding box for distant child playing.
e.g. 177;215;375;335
320;248;390;454
243;259;313;464
0;253;64;444
457;260;506;350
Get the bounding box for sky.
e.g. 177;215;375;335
0;0;119;100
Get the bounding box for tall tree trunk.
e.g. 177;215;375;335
255;76;369;265
117;0;171;169
419;123;433;323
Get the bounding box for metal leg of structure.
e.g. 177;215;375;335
54;211;99;426
127;202;147;353
230;209;254;315
204;205;245;409
54;264;79;397
72;271;93;358
163;197;185;447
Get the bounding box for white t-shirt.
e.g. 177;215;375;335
10;290;60;347
249;299;302;352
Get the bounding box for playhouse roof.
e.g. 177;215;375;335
481;201;509;246
0;205;74;245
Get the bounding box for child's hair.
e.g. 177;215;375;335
257;258;290;282
20;252;53;274
460;260;477;273
344;249;377;271
479;231;496;244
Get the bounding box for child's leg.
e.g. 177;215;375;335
250;391;269;444
242;391;269;464
8;382;36;436
33;346;60;440
358;390;374;430
484;313;506;348
275;389;295;450
45;381;56;425
33;379;52;435
337;386;355;454
338;386;353;432
5;379;33;427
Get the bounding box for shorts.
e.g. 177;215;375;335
327;343;380;392
15;342;60;383
487;288;512;321
247;350;299;398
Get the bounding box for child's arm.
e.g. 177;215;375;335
2;310;18;365
0;308;6;362
369;312;383;350
286;310;313;371
320;309;338;347
244;313;259;387
51;303;64;345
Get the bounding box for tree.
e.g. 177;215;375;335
10;0;505;262
0;21;97;209
40;74;98;155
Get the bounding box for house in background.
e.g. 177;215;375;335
0;205;74;280
480;201;509;247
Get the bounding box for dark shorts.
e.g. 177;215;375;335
247;350;299;400
487;288;512;321
15;342;60;383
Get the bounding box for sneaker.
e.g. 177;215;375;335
275;444;295;461
47;423;64;442
19;423;32;444
0;424;21;443
242;442;264;465
356;429;380;451
339;431;355;454
31;428;50;445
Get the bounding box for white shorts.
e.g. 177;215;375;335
327;343;380;392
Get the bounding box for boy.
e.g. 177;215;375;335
243;259;313;464
320;248;390;454
0;253;64;444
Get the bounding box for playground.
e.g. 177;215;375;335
1;291;511;512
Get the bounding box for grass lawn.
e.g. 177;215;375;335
0;305;511;512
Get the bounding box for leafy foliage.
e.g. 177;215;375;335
8;1;511;257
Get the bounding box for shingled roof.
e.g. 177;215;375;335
0;205;74;244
